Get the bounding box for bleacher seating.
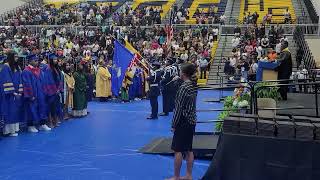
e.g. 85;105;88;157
93;0;126;12
132;0;176;18
43;0;80;8
44;0;127;13
238;0;297;24
182;0;227;24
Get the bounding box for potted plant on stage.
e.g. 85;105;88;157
215;82;281;132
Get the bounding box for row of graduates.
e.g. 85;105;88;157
0;51;150;137
0;52;88;137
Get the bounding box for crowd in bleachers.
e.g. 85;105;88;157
113;5;162;26
171;3;227;25
242;9;292;25
1;2;119;26
224;24;291;82
1;1;169;27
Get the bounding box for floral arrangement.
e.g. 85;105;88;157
215;82;281;132
232;86;251;108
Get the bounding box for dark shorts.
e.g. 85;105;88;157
171;120;195;152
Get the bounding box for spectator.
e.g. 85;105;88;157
237;58;250;82
275;40;282;54
256;46;263;59
234;26;241;37
220;14;226;25
261;36;269;56
198;56;208;79
248;59;258;81
284;9;291;24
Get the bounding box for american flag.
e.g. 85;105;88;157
166;24;174;46
128;53;149;73
129;54;141;68
165;8;174;47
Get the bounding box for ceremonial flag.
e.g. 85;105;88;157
166;24;174;46
112;40;135;97
125;40;140;56
125;40;149;73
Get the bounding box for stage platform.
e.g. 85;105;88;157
277;93;319;116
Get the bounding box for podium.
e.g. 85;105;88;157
262;69;278;81
256;61;280;81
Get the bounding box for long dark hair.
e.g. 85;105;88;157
6;52;19;72
63;61;71;74
49;57;60;83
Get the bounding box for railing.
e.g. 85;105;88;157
254;81;320;117
202;78;320;116
304;0;319;24
0;24;319;37
227;0;236;24
294;26;317;71
0;23;307;36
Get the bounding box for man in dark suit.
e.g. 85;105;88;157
276;41;292;100
147;62;162;119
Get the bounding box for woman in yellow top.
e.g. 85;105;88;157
96;60;112;102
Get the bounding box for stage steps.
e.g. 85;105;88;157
207;35;233;88
291;0;312;23
227;0;241;24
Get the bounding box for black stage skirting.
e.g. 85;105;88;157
202;133;320;180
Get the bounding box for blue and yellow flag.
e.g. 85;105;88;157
112;40;135;97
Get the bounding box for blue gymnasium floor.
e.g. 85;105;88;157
0;90;232;180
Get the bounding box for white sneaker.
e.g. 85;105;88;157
39;125;51;131
9;133;18;137
28;126;39;133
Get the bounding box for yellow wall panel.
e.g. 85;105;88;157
239;0;296;24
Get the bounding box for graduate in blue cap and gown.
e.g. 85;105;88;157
42;53;63;128
0;55;6;130
22;54;51;133
1;52;24;137
40;52;49;70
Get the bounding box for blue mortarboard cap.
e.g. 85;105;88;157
48;53;58;60
27;54;39;61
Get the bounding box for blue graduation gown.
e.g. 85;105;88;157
128;70;143;99
22;66;48;124
110;67;119;97
39;63;48;71
0;64;4;127
0;64;24;124
42;66;63;117
135;69;143;97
